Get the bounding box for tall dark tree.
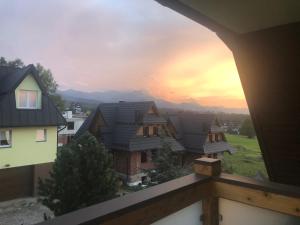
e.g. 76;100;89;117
240;117;256;138
0;57;24;67
38;132;118;216
36;63;58;94
146;140;190;184
0;57;65;111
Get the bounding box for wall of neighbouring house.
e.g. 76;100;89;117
15;74;42;109
114;150;130;176
114;150;155;184
0;126;57;169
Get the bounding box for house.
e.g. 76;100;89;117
76;101;184;185
58;111;87;146
0;65;66;201
70;102;83;114
167;112;235;163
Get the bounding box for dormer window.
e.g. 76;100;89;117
143;127;149;137
153;127;159;136
18;90;38;109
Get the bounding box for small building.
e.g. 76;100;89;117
58;111;87;146
167;112;235;164
0;65;66;201
76;101;184;185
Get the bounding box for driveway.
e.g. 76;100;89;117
0;198;53;225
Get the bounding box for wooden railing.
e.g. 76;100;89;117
37;158;300;225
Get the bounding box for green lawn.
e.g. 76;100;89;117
223;134;268;178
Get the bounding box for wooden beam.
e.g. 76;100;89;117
214;181;300;217
36;174;212;225
101;181;212;225
202;197;219;225
194;158;221;177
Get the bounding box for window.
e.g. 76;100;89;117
67;122;75;130
143;127;149;137
153;127;159;136
215;133;219;142
36;129;47;142
151;149;157;160
19;90;38;109
208;133;213;142
141;151;147;163
0;130;12;148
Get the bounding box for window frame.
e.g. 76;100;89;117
67;122;75;130
18;89;39;109
141;151;148;163
36;129;47;142
151;149;157;160
143;126;150;137
153;127;159;136
0;130;12;148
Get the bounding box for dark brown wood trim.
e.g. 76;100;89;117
214;173;300;217
202;197;219;225
215;173;300;199
36;174;211;225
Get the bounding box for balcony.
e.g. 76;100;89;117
36;158;300;225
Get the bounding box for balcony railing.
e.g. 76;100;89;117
37;158;300;225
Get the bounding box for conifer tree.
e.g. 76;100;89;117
147;140;190;184
38;132;117;216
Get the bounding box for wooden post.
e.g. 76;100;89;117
194;158;221;225
193;157;221;177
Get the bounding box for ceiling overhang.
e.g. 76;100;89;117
156;0;300;34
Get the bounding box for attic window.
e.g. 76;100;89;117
18;90;38;109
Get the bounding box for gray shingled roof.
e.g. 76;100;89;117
0;65;66;127
167;112;215;154
76;101;183;152
167;112;233;154
204;142;236;154
129;136;184;152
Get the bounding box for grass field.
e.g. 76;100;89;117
223;134;268;178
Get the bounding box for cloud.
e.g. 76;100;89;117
0;0;246;108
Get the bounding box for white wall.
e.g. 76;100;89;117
151;202;202;225
59;117;85;135
219;198;300;225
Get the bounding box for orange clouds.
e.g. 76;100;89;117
148;43;247;108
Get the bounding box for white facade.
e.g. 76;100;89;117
58;111;87;146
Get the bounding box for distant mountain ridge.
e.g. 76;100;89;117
58;89;249;114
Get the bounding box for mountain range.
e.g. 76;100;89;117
58;89;249;114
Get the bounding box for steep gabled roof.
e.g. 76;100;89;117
76;101;182;151
168;112;232;154
0;65;46;95
0;65;66;127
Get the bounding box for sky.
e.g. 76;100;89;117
0;0;247;109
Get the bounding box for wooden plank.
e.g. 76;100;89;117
202;197;219;225
36;174;212;225
101;181;212;225
214;181;300;217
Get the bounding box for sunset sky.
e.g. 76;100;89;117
0;0;247;109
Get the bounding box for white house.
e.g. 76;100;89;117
58;111;87;146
